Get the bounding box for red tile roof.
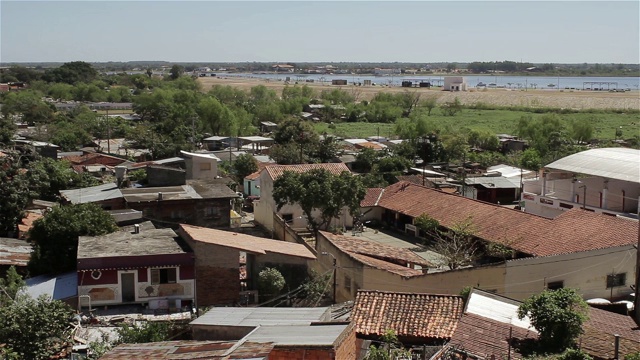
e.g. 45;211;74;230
580;307;640;358
263;163;350;180
377;181;639;257
448;313;537;359
180;224;316;259
17;212;43;239
352;290;464;341
321;231;432;270
63;152;126;166
360;188;384;207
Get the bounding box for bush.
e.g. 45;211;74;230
557;348;593;360
258;267;286;299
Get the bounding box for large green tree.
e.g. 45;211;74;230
233;153;259;184
0;295;75;360
272;168;366;233
1;90;54;125
0;151;34;236
28;203;118;275
517;288;589;352
28;158;99;201
44;61;98;84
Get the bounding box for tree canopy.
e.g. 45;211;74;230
28;203;118;275
517;288;589;352
272;168;366;233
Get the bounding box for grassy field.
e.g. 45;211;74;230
314;109;639;140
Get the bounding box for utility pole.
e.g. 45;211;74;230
106;108;111;155
322;252;337;304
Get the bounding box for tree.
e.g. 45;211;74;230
364;329;411;360
441;97;462;116
258;267;286;300
233;153;259;183
273;169;366;233
520;148;542;171
116;322;173;344
1;90;54;125
571;120;594;143
28;203;118;275
423;95;438;116
44;61;97;84
27;158;99;201
0;266;26;306
517;288;589;352
0;295;75;360
353;147;379;173
169;64;184;80
416;214;479;270
0;151;34;236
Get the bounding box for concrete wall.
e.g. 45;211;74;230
243;177;261;197
128;198;231;228
147;166;186;187
504;245;636;301
77;266;194;306
315;232;364;303
184;153;218;180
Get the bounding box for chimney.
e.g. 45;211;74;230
158;192;163;200
133;224;140;234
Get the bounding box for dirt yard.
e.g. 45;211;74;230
199;76;640;111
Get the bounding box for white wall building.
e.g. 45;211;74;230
180;151;220;181
522;148;640;219
443;76;467;91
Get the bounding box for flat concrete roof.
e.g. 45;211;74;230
190;307;329;327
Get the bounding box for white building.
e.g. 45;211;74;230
443;76;467;91
521;148;640;219
180;151;220;180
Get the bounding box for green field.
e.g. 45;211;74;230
314;109;639;140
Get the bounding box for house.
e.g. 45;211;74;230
444;289;538;359
76;225;195;308
60;183;126;210
63;152;127;167
122;179;238;228
244;169;262;197
498;134;527;154
444;288;640;359
238;136;274;154
351;290;464;346
314;231;433;303
13;139;59;159
355;181;639;301
521;148;640;219
0;238;31;277
180;150;219;180
201;136;230;151
178;224;316;307
443;76;467;91
253;163;352;232
260;121;278;133
272;64;295;72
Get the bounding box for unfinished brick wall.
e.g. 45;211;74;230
195;266;240;306
268;347;335;360
334;323;357;360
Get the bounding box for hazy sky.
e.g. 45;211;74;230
1;1;639;63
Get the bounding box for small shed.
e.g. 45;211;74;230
443;76;467;91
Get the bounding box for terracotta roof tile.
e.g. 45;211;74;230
352;290;464;340
180;224;316;259
321;231;432;268
580;307;640;358
377;182;638;257
448;313;537;359
17;212;43;239
263;163;350;180
347;252;425;277
360;188;384;207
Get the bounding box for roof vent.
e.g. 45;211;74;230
158;192;163;200
133;224;140;234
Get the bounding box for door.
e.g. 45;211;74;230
121;273;135;303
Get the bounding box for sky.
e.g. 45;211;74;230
1;1;639;64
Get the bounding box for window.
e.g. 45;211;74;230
150;268;177;285
607;273;626;288
547;281;564;290
344;274;351;293
199;162;211;171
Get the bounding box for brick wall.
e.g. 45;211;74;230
334;323;357;360
268;347;335;360
195;266;240;306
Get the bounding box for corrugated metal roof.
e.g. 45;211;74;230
24;271;77;300
465;289;536;332
486;164;533;178
239;136;273;142
464;176;519;189
0;238;31;267
190;307;329;327
60;183;123;204
545;148;640;184
244;324;347;346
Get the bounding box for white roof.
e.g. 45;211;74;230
180;151;221;161
544;148;640;184
202;136;229;141
343;139;368;145
238;136;273;142
410;167;446;177
486;164;532;178
190;307;329;327
465;289;537;332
